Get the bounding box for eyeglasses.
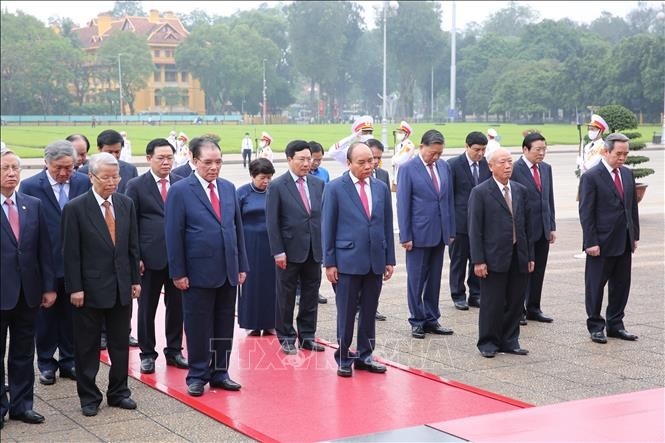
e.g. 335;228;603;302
1;165;21;172
532;147;547;153
91;172;122;183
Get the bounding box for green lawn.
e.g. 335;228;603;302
1;122;659;158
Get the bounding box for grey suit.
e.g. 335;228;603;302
373;167;390;189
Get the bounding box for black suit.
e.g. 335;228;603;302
468;179;533;353
373;167;390;189
62;190;140;409
171;162;194;178
448;153;491;304
511;158;556;315
579;161;639;334
79;160;137;194
266;172;324;345
126;172;183;362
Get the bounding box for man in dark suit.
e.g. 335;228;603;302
579;133;639;344
171;146;195;177
19;140;91;386
126;139;187;375
165;137;249;397
266;140;325;354
469;148;534;358
512;133;556;324
322;143;396;377
1;149;56;428
448;131;491;310
396;129;456;339
62;153;141;416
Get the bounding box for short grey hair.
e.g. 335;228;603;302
88;152;118;175
44;140;77;164
604;133;630;153
1;149;22;167
487;147;511;163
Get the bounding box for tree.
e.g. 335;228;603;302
587;12;630;44
156;87;187;112
96;31;153;115
111;1;145;18
482;1;539;38
177;9;216;31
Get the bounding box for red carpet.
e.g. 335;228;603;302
100;306;529;441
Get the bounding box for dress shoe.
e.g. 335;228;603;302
108;397;137;410
375;311;387;321
262;329;276;336
526;312;553;323
608;329;638;341
210;379;241;391
281;342;297;355
128;336;139;347
354;360;387;373
39;370;56;385
480;350;496;358
424;322;454;335
100;334;107;350
411;325;425;339
81;405;98;417
590;331;607;344
10;410;45;424
166;353;189;369
60;367;76;380
187;383;205;397
501;348;529;356
454;300;469;310
318;293;328;304
140;358;155;374
519;314;528;326
300;340;325;352
337;367;352;377
468;298;481;308
247;329;261;336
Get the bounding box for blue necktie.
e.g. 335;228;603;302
472;162;479;185
58;183;68;209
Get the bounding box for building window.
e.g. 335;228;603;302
154;70;161;82
164;64;177;82
181;72;188;82
154;89;162;107
154;49;161;57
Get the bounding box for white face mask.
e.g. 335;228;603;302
261;141;267;148
359;134;372;142
396;132;406;142
588;129;600;141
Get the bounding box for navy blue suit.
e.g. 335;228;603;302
579;162;639;334
447;153;491;305
165;173;248;386
79;159;137;194
396;156;455;328
1;192;54;418
19;170;91;375
511;158;556;316
322;174;395;368
171;162;194;178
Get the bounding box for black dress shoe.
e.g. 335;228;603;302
247;329;261;336
210;379;241;391
608;329;638;341
454;300;469;310
262;329;276;336
501;348;529;356
526;312;553;323
375;311;387;321
81;405;98;417
281;342;297;355
300;340;325;352
140;358;155;374
424;322;454;335
519;314;528;326
39;370;56;385
590;331;607;344
318;294;328;304
411;325;425;339
468;298;481;308
187;383;205;397
60;367;76;380
337;367;352;377
100;334;107;350
354;360;387;373
10;410;45;424
166;353;189;369
109;397;137;410
480;350;496;358
128;336;139;347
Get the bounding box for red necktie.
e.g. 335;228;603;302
532;164;542;192
5;199;19;241
359;179;370;219
208;182;221;221
428;164;440;194
613;169;624;200
159;178;168;202
297;177;311;214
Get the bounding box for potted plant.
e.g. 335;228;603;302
598;104;654;203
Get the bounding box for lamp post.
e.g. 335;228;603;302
449;1;456;122
381;1;388;149
262;58;267;125
117;53;124;122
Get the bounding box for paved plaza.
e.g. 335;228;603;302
3;143;664;441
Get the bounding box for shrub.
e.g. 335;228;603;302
597;104;638;132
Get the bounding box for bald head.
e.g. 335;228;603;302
488;148;513;185
347;143;374;181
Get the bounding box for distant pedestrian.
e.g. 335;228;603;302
241;133;253;168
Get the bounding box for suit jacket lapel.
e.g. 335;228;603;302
39;171;61;214
285;175;309;215
188;175;221;223
145;172;165;209
488;181;512;215
1;199;18;245
342;175;369;221
416;160;439;198
460;155;475;186
599;166;623;203
84;191;115;249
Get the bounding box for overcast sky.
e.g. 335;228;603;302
2;1;656;30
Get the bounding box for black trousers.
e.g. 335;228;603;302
524;234;550;314
448;233;481;303
72;300;131;408
477;248;527;353
275;249;321;344
138;266;183;361
36;278;74;373
1;293;38;417
585;239;632;334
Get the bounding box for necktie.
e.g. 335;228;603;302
102;200;115;245
428;164;440;194
208;182;221;221
5;199;19;241
297;177;311;214
503;186;516;244
471;162;479;185
159;178;168;202
532;164;542;192
58;183;68;209
613;169;623;200
359;179;370;219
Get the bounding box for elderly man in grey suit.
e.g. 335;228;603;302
266;140;325;355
